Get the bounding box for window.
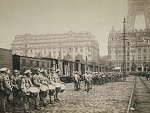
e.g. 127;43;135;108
30;60;33;66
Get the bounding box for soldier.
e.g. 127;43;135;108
32;68;46;107
53;69;61;102
10;70;21;107
39;69;49;107
47;68;55;104
25;70;41;110
0;68;12;113
84;71;91;92
73;71;80;91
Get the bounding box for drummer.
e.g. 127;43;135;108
53;69;61;102
32;68;48;107
29;71;41;110
40;69;49;106
47;68;55;104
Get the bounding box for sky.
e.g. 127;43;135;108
0;0;146;56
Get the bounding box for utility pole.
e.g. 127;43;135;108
86;47;88;72
123;17;127;80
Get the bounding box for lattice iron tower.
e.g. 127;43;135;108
126;0;150;31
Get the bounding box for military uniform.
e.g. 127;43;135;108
0;68;12;113
39;69;49;106
31;69;42;109
47;71;55;104
53;69;61;102
73;71;80;91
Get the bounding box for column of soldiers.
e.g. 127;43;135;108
73;71;123;92
0;67;65;113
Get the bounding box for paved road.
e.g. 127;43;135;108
37;76;134;113
6;76;135;113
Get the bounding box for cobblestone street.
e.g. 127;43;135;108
30;75;135;113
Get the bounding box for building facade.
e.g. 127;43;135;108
11;31;99;65
108;27;150;72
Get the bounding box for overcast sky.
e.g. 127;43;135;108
0;0;146;56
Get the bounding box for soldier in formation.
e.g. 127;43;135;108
0;67;65;113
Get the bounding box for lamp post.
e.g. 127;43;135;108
122;17;127;80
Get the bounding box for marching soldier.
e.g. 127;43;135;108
0;68;12;113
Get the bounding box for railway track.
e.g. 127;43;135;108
127;76;150;113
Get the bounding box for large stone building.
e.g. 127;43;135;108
11;31;99;64
108;27;150;72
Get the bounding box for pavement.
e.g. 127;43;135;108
5;75;135;113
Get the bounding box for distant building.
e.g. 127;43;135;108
108;27;150;72
11;31;99;65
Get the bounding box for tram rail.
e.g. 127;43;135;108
127;76;150;113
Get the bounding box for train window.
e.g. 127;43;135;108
21;59;26;67
36;61;39;67
47;62;49;68
42;62;44;67
30;60;33;66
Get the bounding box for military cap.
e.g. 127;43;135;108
14;70;19;73
75;71;78;74
24;70;32;74
0;68;8;72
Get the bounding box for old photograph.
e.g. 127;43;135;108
0;0;150;113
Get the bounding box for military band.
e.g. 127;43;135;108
0;67;65;113
0;66;123;113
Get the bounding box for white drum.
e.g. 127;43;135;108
48;84;55;95
60;83;65;92
54;83;62;88
28;86;39;99
40;84;49;92
48;84;55;90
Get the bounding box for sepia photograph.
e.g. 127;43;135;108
0;0;150;113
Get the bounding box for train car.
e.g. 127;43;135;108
13;55;51;75
0;48;13;71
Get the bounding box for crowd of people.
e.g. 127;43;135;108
73;71;123;92
0;67;65;113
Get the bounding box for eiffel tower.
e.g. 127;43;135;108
126;0;150;31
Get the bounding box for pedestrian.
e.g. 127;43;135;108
146;72;149;81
